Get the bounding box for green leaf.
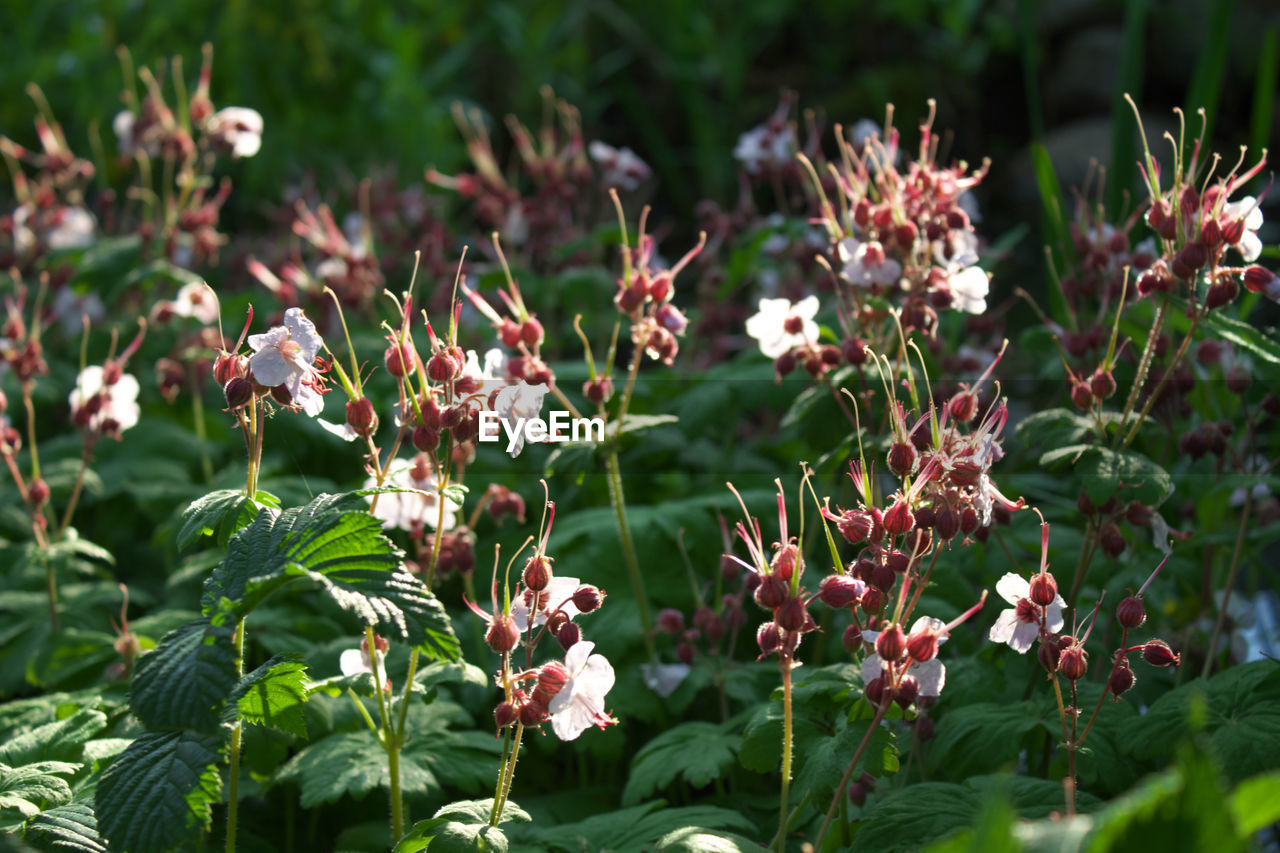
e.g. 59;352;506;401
1014;409;1093;450
654;827;766;851
623;721;739;806
203;492;459;660
432;799;530;826
1038;445;1172;507
23;801;107;853
177;489;278;551
0;762;79;818
851;783;981;853
0;709;107;766
94;731;224;853
794;718;896;806
234;657;309;738
128;618;237;734
1122;659;1280;783
1227;770;1280;836
532;802;757;853
926;702;1050;779
393;799;530;853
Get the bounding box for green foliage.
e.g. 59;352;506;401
0;762;79;818
177;489;279;550
1037;445;1171;507
233;657;309;738
93;732;224;853
623;720;740;805
127;618;237;734
529;803;757;853
653;828;766;852
22;802;107;853
394;800;531;853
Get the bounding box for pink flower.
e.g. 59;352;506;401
69;366;140;435
988;573;1064;654
362;461;459;533
247;307;325;416
861;616;948;697
839;239;902;288
511;575;582;633
339;635;390;693
206;107;263;159
1222;196;1264;262
548;640;617;741
170;282;219;325
745;296;819;359
588;141;651;190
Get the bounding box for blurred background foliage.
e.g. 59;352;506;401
2;0;1274;238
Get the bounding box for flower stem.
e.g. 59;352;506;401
775;660;794;853
491;722;525;827
191;364;214;483
814;700;889;849
605;448;656;662
57;445;94;538
225;617;246;853
1120;311;1199;450
1203;489;1252;678
1066;521;1098;612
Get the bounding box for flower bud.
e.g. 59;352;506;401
1100;523;1126;558
494;701;517;729
657;608;685;634
835;510;874;544
518;701;547;727
933;504;960;540
776;596;807;631
1243;265;1276;294
770;543;798;580
754;574;789;610
1090;369;1116;400
1205;277;1239;309
906;627;939;663
870;561;895;592
532;661;569;708
213;352;247;385
1038;638;1061;673
819;575;863;609
385;341;415;378
1226;366;1251;394
948;390;978;424
1108;662;1136;696
28;478;50;509
523;555;552;591
1176;242;1207;273
584;375;613;405
842;337;868;365
411;424;440;452
885;551;910;574
1029;573;1058;607
848;780;869;806
843;624;863;654
895;674;919;708
860;587;886;614
521;318;544;348
882;500;914;537
345;397;378;438
1116;595;1146;629
1071;381;1094;411
556;621;581;650
1125;502;1153;527
571;585;605;613
864;675;887;707
426;349;461;382
499;318;522;347
959;506;979;535
485;614;520;653
756;621;781;657
887;442;917;477
224;377;253;409
875;623;907;661
1141;639;1180;667
1059;644;1088;680
677;641;695;665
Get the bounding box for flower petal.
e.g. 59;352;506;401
995;573;1030;606
988;608;1020;645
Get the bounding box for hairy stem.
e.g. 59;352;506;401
191;365;214;483
606;448;656;661
814;700;889;849
774;661;794;853
57;445;94;538
491;722;525;827
1120;313;1199;449
1203;489;1252;678
225;618;246;853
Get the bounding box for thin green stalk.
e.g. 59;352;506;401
57;447;93;538
1203;490;1252;678
1120;314;1199;449
775;662;794;853
814;700;889;849
225;618;246;853
191;365;214;483
606;449;656;661
491;722;525;827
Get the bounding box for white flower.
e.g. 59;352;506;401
339;640;388;692
206;107;263;159
363;463;460;533
860;616;948;698
247;307;324;416
745;296;819;359
170;282;219;325
493;381;548;457
641;662;692;698
511;575;582;633
1223;196;1264;262
1229;454;1271;508
734;124;795;175
52;286;105;335
548;640;617;741
46;206;95;251
589;141;652;191
949;267;990;314
69;365;141;434
988;573;1064;654
839;239;902;288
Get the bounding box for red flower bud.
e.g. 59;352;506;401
571;585;605;613
895;674;919;708
756;621;781;657
842;337;868;365
819;575;862;609
385;342;416;378
887;442;917;477
948;390;978;424
518;701;547;727
1090;369;1117;400
28;478;50;509
875;623;907;661
864;675;886;707
1100;523;1126;558
882;500;914;537
521;318;544;348
870;561;895;592
843;624;863;654
1038;638;1062;673
906;627;939;663
584;375;614;405
657;608;685;634
426;350;461;382
754;574;789;610
1116;595;1146;629
776;596;807;631
523;555;552;591
224;377;254;409
1108;662;1136;696
860;587;886;614
933;504;960;540
412;424;440;452
1243;265;1275;294
485;614;520;653
1059;644;1088;680
494;701;518;729
556;621;581;650
1071;381;1094;411
345;397;378;438
1205;277;1239;309
1141;639;1180;667
1029;573;1058;607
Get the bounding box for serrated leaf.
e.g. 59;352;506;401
0;709;107;766
393;819;508;853
94;731;224;853
794;718;896;806
926;702;1050;780
851;782;982;853
654;827;766;852
623;722;738;805
128;618;237;734
233;657;308;738
23;801;107;853
0;762;79;818
532;802;756;853
432;799;530;826
177;489;277;551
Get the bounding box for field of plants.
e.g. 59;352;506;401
1;3;1278;852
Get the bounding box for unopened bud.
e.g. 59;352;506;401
860;587;886;614
571;585;605;613
1116;595;1146;629
1071;381;1094;411
948;391;978;423
28;478;50;509
521;317;544;348
224;377;253;409
1205;277;1239;309
864;675;887;707
906;628;939;663
485;614;520;653
895;674;919;708
385;342;416;378
584;375;613;405
776;596;807;632
843;624;863;654
556;621;581;650
345;397;378;437
875;623;907;661
887;442;917;477
1108;662;1136;696
426;349;461;382
657;608;685;634
523;555;552;591
754;574;789;610
1090;369;1116;400
1059;644;1088;680
882;500;914;537
412;424;440;452
1029;573;1058;607
819;575;863;609
1038;638;1061;673
494;701;517;729
518;701;547;727
1100;523;1126;558
1141;639;1180;667
756;621;781;656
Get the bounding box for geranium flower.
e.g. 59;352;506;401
949;266;990;314
839;239;902;288
861;616;948;698
339;634;390;693
363;459;460;533
247;307;324;416
69;366;141;436
988;572;1065;653
206;107;263;159
493;381;548;457
745;296;819;359
46;206;95;251
733;123;795;175
511;575;582;633
1222;196;1264;262
588;141;651;191
548;640;617;741
169;282;219;325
